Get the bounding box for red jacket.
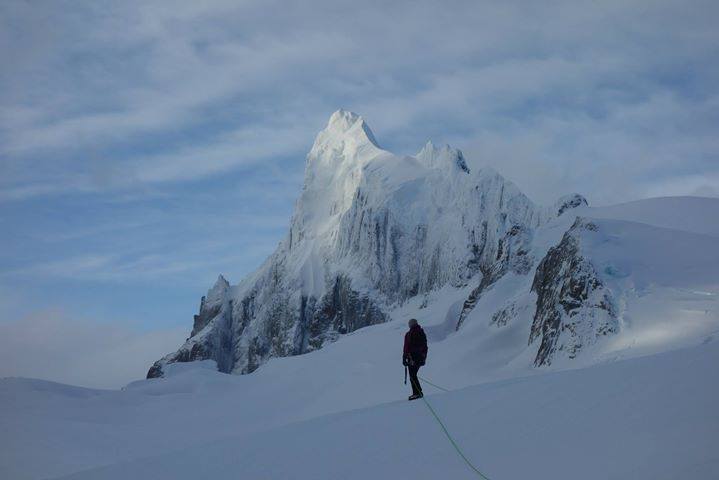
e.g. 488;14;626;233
403;325;428;365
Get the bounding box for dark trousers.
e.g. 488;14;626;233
408;364;423;396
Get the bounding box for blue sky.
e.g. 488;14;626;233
1;0;718;387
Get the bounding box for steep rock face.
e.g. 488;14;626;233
455;224;535;330
303;274;387;351
148;110;551;378
528;218;618;366
335;150;545;304
490;298;532;328
148;275;234;377
191;275;230;337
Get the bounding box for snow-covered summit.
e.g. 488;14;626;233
310;109;381;159
292;110;387;245
207;274;229;302
323;109;380;146
416;141;470;173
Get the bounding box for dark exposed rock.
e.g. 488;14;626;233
146;276;232;378
306;275;387;351
555;193;588;217
146;363;164;379
147;272;387;378
146;340;212;378
490;300;530;328
529;218;617;366
456;224;534;330
192;301;221;337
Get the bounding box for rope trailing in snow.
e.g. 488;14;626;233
416;376;493;479
421;396;493;480
418;375;450;392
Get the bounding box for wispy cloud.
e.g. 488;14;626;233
130;122;314;184
2;0;716;203
3;234;281;284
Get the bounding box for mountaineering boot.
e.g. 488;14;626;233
408;394;422;401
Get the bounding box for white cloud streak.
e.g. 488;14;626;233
1;0;717;203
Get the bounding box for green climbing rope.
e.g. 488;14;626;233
418;375;450;392
421;396;493;480
415;375;492;479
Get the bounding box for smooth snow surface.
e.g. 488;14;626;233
588;196;719;238
2;340;718;480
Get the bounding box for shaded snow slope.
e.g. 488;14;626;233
11;340;719;480
2;260;718;480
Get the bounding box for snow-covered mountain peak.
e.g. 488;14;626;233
327;109;362;132
293;111;388;243
209;274;230;297
148;110;718;384
415;140;470;173
312;109;380;153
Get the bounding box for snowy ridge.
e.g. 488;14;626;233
3;319;718;479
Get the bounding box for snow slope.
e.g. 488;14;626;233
588;196;719;238
3;338;718;480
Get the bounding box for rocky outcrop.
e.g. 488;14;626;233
148;275;234;378
455;224;535;330
148;271;387;378
555;193;588;217
528;218;617;366
191;275;230;336
303;274;387;351
490;299;531;328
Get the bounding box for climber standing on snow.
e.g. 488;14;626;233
403;318;428;400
